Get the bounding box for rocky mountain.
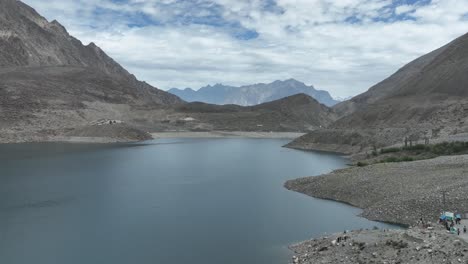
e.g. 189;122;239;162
0;0;184;142
169;79;339;107
334;32;468;126
0;0;181;105
173;94;336;132
288;32;468;153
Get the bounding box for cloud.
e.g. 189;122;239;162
21;0;468;98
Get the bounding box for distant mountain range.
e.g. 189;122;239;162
168;79;340;107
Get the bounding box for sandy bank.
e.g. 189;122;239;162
152;131;305;139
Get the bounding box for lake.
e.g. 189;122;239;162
0;138;395;264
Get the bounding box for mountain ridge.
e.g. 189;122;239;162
333;31;468;128
175;93;336;132
169;79;339;107
0;0;181;105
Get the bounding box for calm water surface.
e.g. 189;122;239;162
0;138;395;264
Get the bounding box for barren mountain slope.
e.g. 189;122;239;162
0;0;184;142
288;32;468;153
0;0;181;105
334;32;468;128
332;42;451;117
172;94;337;132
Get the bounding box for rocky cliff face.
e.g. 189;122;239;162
169;79;339;107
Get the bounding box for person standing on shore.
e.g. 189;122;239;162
464;226;467;233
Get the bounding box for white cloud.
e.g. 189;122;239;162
395;4;415;15
21;0;468;98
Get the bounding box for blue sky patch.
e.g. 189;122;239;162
89;0;261;39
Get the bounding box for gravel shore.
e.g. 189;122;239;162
285;154;468;263
285;155;468;227
290;225;468;264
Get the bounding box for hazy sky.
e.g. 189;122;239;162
22;0;468;98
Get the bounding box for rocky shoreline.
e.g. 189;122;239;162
285;155;468;226
285;154;468;263
289;225;468;264
0;129;306;144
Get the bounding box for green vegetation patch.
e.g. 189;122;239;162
380;147;401;154
359;141;468;166
404;141;468;155
357;161;368;167
381;141;468;156
379;156;414;163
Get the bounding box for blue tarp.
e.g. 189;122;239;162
440;212;455;220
